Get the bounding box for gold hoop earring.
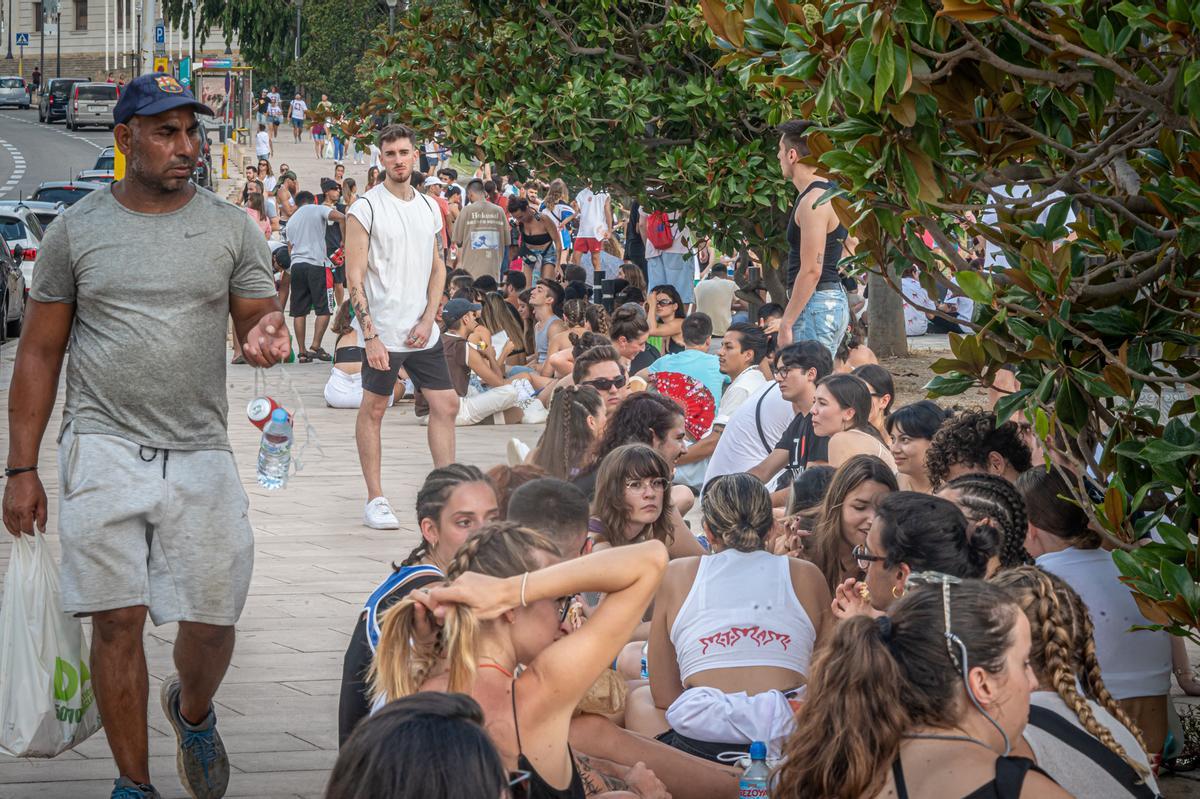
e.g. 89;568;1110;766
892;585;904;599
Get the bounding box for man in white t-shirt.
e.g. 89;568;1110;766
266;86;283;137
255;122;272;160
677;323;769;489
571;184;612;271
345;124;460;529
288;93;308;143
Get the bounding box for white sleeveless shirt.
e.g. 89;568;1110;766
670;549;816;682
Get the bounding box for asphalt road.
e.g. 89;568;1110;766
0;106;112;200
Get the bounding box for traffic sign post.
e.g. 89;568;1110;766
15;32;29;46
153;56;168;73
179;56;191;87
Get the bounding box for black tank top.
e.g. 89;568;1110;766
520;216;554;248
786;180;848;290
892;754;1044;799
512;679;586;799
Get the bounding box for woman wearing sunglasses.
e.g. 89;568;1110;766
626;474;831;763
830;492;995;620
371;521;668;799
646;285;687;355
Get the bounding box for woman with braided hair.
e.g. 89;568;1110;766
337;465;498;745
529;385;606;479
776;578;1071;799
940;472;1032;574
371;522;668;799
992;567;1158;797
543;298;591;373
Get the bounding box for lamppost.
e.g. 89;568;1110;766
385;0;397;35
6;0;14;60
293;0;301;60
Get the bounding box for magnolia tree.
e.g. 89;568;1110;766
702;0;1200;634
353;0;803;302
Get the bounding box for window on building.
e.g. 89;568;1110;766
116;0;127;29
33;2;43;33
74;0;87;30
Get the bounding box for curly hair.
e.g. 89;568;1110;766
925;408;1032;488
945;473;1032;569
398;465;493;568
991;567;1150;776
586;393;683;473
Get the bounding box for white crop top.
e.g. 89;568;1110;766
670;549;816;683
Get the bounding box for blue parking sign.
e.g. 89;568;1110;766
154;24;165;44
15;32;29;46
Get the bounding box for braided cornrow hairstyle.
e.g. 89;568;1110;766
398;464;491;568
563;298;589;328
531;385;603;480
371;522;561;706
586;303;611;336
945;473;1032;569
991;567;1150;776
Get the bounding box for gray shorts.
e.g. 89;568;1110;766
57;426;255;627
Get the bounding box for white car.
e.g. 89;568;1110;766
0;205;48;292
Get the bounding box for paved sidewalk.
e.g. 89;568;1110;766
0;343;534;798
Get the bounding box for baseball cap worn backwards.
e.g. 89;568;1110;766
113;72;214;125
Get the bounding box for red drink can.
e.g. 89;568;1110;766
247;396;289;429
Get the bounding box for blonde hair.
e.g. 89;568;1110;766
544;178;568;208
990;566;1150;776
702;473;773;552
369;522;560;704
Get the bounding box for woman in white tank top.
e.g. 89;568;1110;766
625;473;832;762
811;373;898;471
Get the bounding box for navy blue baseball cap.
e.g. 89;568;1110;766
113;72;214;125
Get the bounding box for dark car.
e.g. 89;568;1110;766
1;236;27;341
38;76;90;123
31;180;106;206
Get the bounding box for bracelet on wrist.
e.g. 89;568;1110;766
363;333;379;342
4;466;38;478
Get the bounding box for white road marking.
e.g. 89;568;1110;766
0;138;27;199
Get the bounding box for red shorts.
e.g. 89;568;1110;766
572;237;603;253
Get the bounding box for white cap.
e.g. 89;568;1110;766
423;176;445;187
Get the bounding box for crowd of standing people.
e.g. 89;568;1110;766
1;74;1188;799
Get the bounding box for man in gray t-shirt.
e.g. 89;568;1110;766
2;73;290;799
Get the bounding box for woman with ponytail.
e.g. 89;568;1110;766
625;474;831;762
831;492;995;620
530;385;606;479
992;567;1158;797
372;522;668;799
940;472;1032;573
777;579;1071;799
337;465;498;745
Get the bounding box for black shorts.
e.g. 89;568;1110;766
362;345;454;396
289;262;333;317
331;265;346;285
654;729;748;764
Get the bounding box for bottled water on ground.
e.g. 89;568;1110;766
256;409;293;490
739;741;770;798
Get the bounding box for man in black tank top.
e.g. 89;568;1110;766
775;119;851;358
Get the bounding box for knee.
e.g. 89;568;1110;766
178;621;235;649
616;640;646;680
427;391;461;420
359;395;389;423
91;606;148;643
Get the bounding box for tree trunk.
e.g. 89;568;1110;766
867;267;908;358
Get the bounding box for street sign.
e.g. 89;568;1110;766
153;56;169;73
202;57;233;69
179;56;191;86
154;24;165;44
44;23;57;35
15;32;29;46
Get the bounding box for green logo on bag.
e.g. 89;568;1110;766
53;658;95;723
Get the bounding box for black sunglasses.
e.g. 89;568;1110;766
557;595;574;624
582;374;627;391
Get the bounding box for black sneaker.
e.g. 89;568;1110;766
159;674;230;799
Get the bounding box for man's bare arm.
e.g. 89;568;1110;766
6;300;73;471
574;752;631;795
345;215;376;338
422;232;445;323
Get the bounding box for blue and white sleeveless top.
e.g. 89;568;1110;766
364;564;445;652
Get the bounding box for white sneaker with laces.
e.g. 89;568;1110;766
363;497;400;529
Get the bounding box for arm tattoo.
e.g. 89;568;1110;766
574;753;630;796
349;286;375;337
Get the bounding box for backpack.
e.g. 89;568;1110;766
646;211;675;250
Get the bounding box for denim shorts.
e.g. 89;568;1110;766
791;287;849;357
648;252;695;304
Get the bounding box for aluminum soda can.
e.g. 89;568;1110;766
248;396;289;429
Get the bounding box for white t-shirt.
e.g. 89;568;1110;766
714;367;768;427
575;187;610;239
347;185;444;353
262;175;277;194
267;92;282;114
289;98;308;120
980;187;1076;271
286;203;333;266
255;130;270;155
368;144;383;170
900;276;932;336
1036;548;1171;700
703;380;794;487
694;277;738;335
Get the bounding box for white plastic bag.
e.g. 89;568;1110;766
323;137;334;159
0;534;101;757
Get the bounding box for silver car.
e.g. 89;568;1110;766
1;236;26;341
0;75;30;109
0;206;44;291
66;82;119;130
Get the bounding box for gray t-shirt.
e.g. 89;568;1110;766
31;186;277;451
285;203;332;266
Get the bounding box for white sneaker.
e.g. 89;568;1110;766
506;437;531;466
520;401;548;425
363;497;400;529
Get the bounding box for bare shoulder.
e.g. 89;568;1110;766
787;557;831;601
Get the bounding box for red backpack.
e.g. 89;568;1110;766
646;211;675;250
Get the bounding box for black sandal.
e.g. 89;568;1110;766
309;347;333;362
297;352;312;363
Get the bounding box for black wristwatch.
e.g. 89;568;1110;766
4;466;38;478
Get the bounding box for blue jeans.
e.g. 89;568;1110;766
791;288;849;357
332;137;345;161
647;252;695;304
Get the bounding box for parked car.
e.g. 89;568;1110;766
76;169;115;184
94;146;115;171
31;180;105;206
0;205;45;291
66;82;119;130
38;76;90;123
0;236;26;341
0;199;67;231
0;75;30;109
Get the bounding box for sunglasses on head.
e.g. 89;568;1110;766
583;374;627;391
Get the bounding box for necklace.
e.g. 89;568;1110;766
478;659;515;679
903;729;992;750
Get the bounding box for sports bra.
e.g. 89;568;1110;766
892;754;1044;799
512;678;586;799
670;549;816;682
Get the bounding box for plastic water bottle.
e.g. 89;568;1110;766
739;741;770;798
256;409;293;490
